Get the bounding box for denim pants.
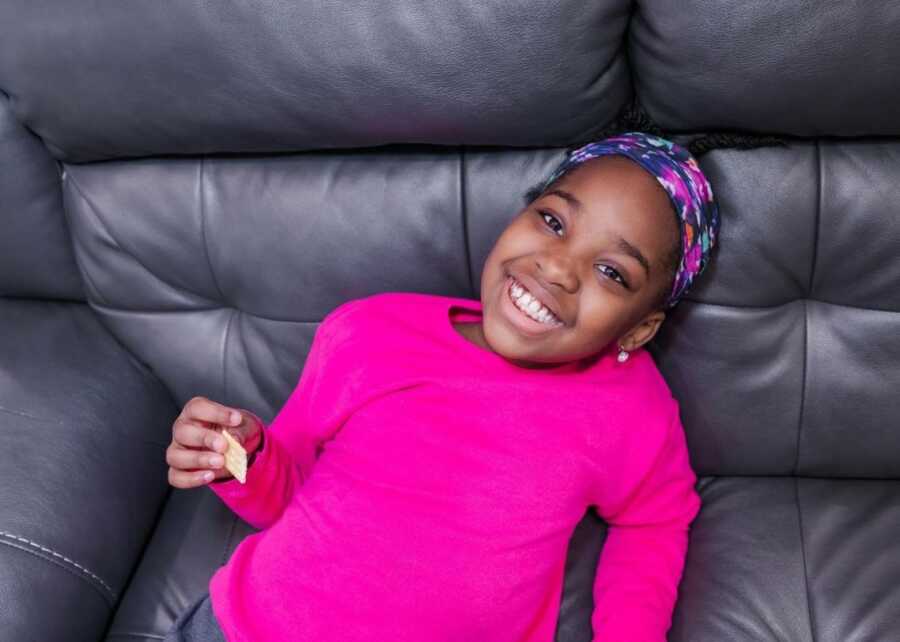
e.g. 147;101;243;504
163;592;228;642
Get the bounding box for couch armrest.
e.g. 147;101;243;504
0;298;177;641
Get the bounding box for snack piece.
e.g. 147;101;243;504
220;428;247;484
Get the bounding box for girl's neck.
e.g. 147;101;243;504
451;321;586;371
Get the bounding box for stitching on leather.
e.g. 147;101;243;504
0;530;116;603
0;404;64;424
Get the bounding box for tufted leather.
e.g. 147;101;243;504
1;2;899;641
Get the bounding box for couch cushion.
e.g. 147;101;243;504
0;0;632;163
0;92;83;300
647;142;900;478
670;476;900;642
632;1;900;135
0;298;176;640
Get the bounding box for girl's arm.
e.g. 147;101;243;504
590;410;702;642
208;300;360;530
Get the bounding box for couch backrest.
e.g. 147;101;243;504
2;1;898;479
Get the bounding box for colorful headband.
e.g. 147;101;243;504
536;131;720;309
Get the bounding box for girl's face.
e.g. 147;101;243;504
474;155;681;368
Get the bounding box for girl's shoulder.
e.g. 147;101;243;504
617;347;680;413
318;292;420;342
322;297;366;327
323;291;438;328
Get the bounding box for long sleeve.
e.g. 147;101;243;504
590;409;702;642
208;300;361;530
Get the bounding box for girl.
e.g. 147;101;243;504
164;131;720;642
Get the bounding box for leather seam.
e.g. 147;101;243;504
794;298;808;476
794;479;818;642
60;172;113;306
199;157;227;303
680;296;898;315
221;513;239;568
808;141;821;295
221;307;235;400
0;530;116;605
87;299;307;324
459;147;475;297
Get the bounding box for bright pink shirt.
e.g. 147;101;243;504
208;291;701;642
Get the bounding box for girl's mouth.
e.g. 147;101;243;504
501;275;564;336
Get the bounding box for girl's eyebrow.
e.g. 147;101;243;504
616;237;650;277
546;189;583;214
545;189;650;277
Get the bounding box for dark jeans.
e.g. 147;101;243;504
163;592;228;642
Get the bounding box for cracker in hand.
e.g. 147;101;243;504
220;428;247;484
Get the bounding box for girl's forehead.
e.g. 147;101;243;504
555;163;674;223
564;155;666;194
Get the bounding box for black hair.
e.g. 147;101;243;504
521;95;793;312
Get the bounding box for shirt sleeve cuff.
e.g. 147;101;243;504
208;420;274;500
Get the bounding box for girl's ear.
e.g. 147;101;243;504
618;310;666;352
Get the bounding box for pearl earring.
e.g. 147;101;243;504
617;345;630;363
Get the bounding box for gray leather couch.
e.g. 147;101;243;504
2;2;898;641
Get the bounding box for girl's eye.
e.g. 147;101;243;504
597;264;628;289
539;211;563;236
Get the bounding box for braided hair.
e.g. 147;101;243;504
521;96;792;312
524;95;792;206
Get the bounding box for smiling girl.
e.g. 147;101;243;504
164;131;720;642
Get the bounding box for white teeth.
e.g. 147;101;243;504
508;278;562;326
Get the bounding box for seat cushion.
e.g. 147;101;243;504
670;477;900;641
0;298;176;640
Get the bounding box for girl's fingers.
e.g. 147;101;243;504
182;397;242;428
166;445;225;471
173;420;228;453
167;466;218;489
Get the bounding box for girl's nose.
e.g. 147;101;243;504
536;255;578;293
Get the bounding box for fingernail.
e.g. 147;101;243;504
231;411;241;425
209;455;223;467
202;471;214;481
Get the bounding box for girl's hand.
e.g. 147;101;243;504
166;396;264;488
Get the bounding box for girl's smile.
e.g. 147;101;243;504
501;274;564;337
